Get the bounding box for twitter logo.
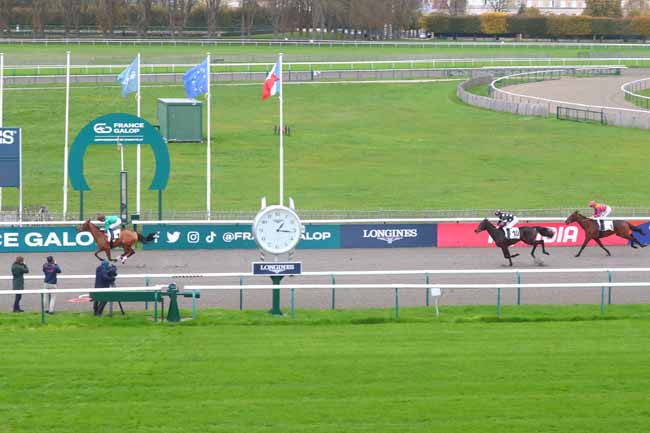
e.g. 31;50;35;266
166;231;181;243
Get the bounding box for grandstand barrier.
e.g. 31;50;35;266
3;267;650;318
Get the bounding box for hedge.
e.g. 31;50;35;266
422;13;647;38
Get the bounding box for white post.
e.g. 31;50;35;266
119;143;124;171
63;51;70;220
136;52;141;216
0;52;4;212
206;53;211;219
18;127;22;223
278;53;284;207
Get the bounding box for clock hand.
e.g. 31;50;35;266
276;222;285;232
277;229;293;233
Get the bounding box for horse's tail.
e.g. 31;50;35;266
534;227;555;238
137;231;158;244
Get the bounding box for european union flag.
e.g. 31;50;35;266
183;58;209;98
117;56;139;97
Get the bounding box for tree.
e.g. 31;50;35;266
136;0;152;37
583;0;622;17
0;0;14;34
241;0;259;36
32;0;46;36
165;0;196;36
58;0;82;36
206;0;221;37
625;0;650;16
485;0;513;12
96;0;121;36
449;0;467;16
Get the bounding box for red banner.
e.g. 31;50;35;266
437;222;631;248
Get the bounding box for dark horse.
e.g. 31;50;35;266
565;211;645;257
475;218;555;266
78;220;157;263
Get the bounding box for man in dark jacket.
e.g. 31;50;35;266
43;256;61;314
12;256;29;312
93;260;117;316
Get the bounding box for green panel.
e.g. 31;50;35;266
91;291;158;302
157;98;203;143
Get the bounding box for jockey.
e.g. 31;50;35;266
495;210;519;238
589;200;611;231
97;214;122;246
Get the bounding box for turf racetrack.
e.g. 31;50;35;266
3;245;650;314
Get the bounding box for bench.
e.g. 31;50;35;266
91;288;200;321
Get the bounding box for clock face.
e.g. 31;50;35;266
253;205;301;255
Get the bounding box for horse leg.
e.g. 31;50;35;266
105;248;117;262
530;242;537;258
540;240;550;255
575;238;590;257
94;250;103;261
594;238;611;256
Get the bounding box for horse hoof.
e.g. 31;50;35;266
574;254;580;258
543;252;550;255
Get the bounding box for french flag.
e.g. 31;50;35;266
262;59;282;101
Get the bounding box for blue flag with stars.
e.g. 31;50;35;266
117;56;139;98
183;58;209;98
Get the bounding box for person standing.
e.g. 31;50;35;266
42;256;61;314
12;256;29;313
93;260;117;316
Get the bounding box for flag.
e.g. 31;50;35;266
117;56;139;98
183;58;209;98
262;59;282;101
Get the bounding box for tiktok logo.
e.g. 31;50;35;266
205;232;217;243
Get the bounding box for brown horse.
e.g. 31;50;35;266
78;220;157;263
475;218;555;266
565;211;645;257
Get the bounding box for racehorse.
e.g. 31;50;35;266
474;218;555;266
564;211;645;257
78;220;157;264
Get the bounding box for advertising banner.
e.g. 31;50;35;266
0;128;21;187
142;224;340;250
252;262;302;275
437;222;630;248
340;224;436;248
0;227;96;253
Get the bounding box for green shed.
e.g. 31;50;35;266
157;98;203;142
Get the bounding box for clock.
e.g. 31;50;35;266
252;205;302;255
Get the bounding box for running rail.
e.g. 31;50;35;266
0;216;647;226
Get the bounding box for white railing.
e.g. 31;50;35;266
621;77;650;109
1;266;648;282
0;58;645;76
0;216;646;227
4;38;650;49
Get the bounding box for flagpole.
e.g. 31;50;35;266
206;53;211;219
0;52;4;212
276;53;283;207
63;51;70;220
136;52;141;217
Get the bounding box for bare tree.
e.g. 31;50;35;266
165;0;196;36
136;0;152;37
206;0;222;37
485;0;513;12
97;0;121;36
241;0;258;36
32;0;46;37
58;0;82;37
0;0;14;34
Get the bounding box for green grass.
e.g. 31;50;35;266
1;305;649;433
3;78;650;215
2;41;650;65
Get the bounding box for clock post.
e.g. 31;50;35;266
252;201;303;316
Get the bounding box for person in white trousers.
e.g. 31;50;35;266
42;256;61;314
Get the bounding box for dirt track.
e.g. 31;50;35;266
2;245;650;314
504;69;649;111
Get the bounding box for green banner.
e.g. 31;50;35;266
0;227;96;253
143;224;340;250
